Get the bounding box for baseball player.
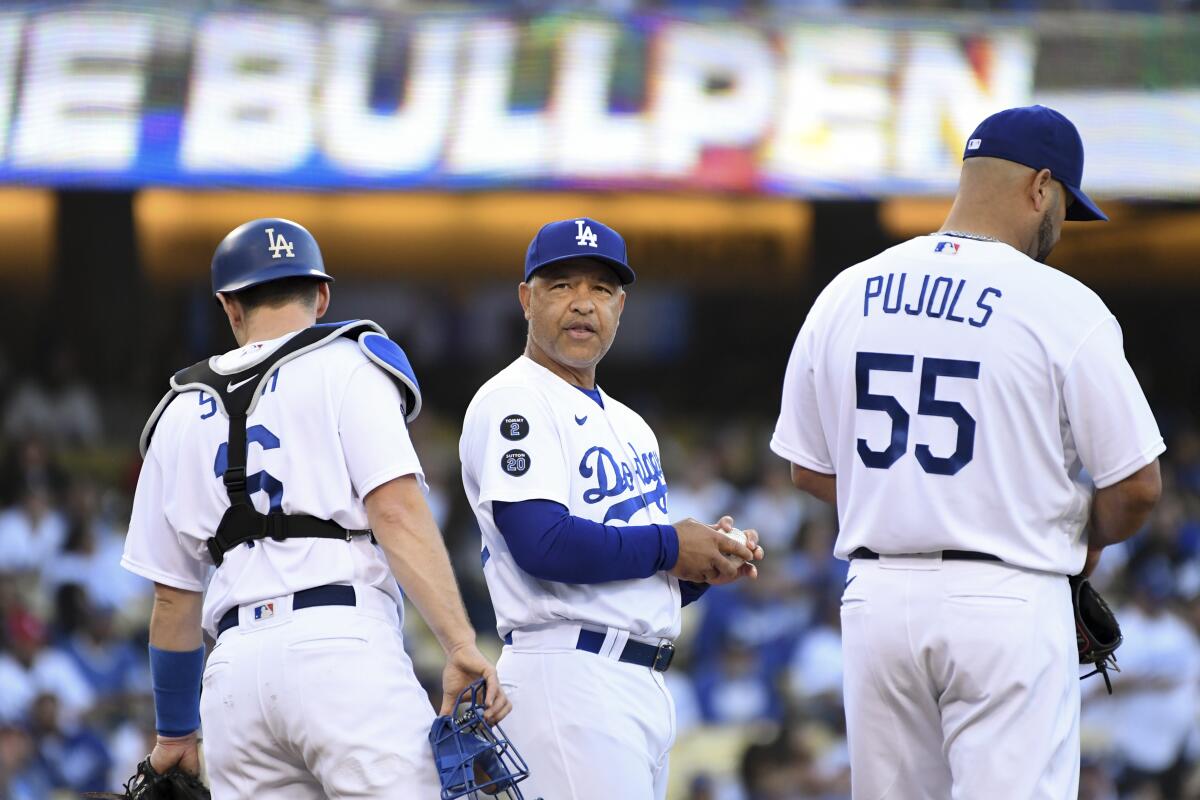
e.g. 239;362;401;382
459;217;764;800
771;105;1164;799
120;218;509;798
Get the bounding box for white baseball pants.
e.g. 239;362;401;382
199;585;441;799
840;554;1079;800
496;623;677;800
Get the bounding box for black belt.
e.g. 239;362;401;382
217;584;356;636
850;546;1001;562
502;628;676;672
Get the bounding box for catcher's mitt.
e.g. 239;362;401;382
1071;574;1122;694
83;757;210;800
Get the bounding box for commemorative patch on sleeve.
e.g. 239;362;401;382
501;449;531;477
500;414;529;441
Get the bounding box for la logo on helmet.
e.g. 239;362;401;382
574;219;598;248
265;227;296;259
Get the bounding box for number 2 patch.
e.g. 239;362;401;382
501;449;531;477
500;414;529;441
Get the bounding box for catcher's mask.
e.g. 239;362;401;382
429;680;531;799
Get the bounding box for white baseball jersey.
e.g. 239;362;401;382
772;234;1164;575
460;356;679;640
122;330;424;638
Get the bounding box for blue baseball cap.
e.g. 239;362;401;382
963;105;1107;222
524;217;636;284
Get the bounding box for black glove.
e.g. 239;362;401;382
84;757;210;800
1071;574;1122;694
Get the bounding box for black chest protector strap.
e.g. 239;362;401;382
167;323;383;567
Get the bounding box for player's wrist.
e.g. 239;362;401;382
156;730;199;744
442;636;479;658
149;644;205;738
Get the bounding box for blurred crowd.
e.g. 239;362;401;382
1;343;1199;800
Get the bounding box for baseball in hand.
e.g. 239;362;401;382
722;527;748;567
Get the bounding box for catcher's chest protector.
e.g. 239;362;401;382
139;320;422;566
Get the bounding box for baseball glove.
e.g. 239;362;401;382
1071;574;1122;694
83;757;210;800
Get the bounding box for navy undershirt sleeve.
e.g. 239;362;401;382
679;581;711;607
492;499;678;584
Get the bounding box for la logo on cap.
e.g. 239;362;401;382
575;219;598;248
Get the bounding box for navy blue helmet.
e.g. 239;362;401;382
211;217;334;295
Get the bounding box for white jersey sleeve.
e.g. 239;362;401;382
122;445;208;592
1062;317;1165;488
771;319;834;474
339;361;424;499
466;386;570;508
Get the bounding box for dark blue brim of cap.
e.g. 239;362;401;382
217;266;334;295
526;253;636;285
1064;184;1108;222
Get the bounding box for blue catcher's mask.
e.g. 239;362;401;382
429;680;533;800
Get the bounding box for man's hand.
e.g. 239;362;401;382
710;515;765;581
148;731;201;776
670;517;759;584
441;643;512;726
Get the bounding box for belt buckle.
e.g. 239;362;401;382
652;641;675;672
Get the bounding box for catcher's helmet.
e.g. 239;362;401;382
211;217;334;295
430;680;532;800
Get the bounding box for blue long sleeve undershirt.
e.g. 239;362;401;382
491;499;711;606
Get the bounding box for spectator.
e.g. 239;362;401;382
3;345;103;448
667;452;739;526
0;437;67;507
41;482;150;610
787;598;843;718
30;692;113;795
739;461;811;551
0;607;94;724
0;480;67;575
691;567;813;678
55;588;142;703
0;723;52;800
694;639;781;725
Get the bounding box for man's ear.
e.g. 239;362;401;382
518;282;532;321
217;292;242;328
315;282;331;319
1030;168;1054;213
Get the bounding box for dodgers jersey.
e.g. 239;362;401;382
460;356;679;640
772;235;1164;575
122;330;423;638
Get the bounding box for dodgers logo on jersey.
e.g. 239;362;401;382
265;227;295;259
579;444;668;523
574;220;598;248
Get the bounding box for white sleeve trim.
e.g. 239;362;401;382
1091;439;1166;489
769;435;835;475
120;555;205;592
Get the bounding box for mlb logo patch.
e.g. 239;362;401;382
967;138;982;150
934;241;960;254
253;602;275;621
